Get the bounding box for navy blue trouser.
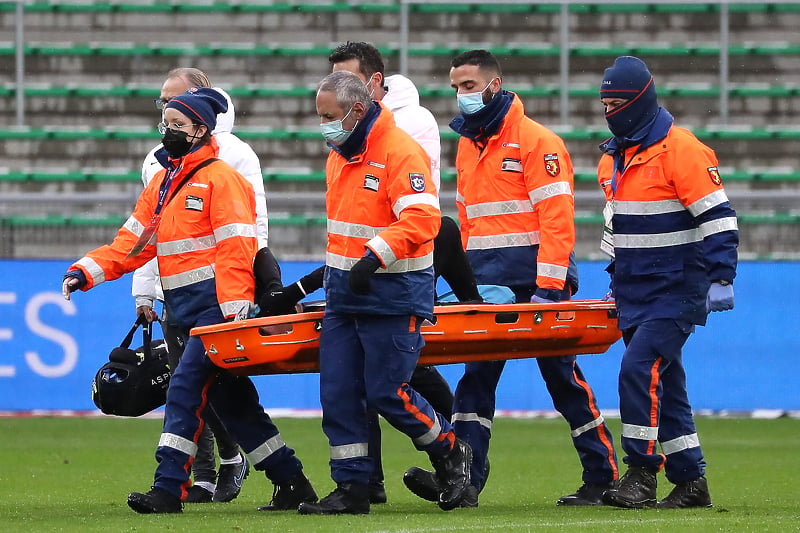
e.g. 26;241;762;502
452;286;618;490
319;312;455;485
619;319;706;483
154;307;302;499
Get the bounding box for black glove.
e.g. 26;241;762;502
299;266;325;295
349;255;381;295
259;283;304;317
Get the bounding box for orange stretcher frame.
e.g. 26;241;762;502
192;300;621;376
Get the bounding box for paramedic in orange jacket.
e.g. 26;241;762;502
404;50;618;507
297;71;471;515
62;87;317;514
597;57;738;510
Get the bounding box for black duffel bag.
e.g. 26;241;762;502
92;315;171;417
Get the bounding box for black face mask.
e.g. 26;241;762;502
161;128;194;159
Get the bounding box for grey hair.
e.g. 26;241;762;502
166;67;211;88
317;70;371;111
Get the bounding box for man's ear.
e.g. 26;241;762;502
352;101;368;120
489;76;502;95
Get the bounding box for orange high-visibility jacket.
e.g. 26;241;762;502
455;94;576;292
71;140;258;326
324;102;441;318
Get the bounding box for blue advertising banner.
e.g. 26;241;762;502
0;259;797;412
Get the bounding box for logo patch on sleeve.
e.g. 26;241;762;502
409;173;426;192
707;166;722;185
544;153;560;177
185;195;204;211
364;174;380;192
501;158;523;173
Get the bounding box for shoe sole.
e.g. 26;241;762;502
297;503;369;515
603;493;656;509
127;494;182;514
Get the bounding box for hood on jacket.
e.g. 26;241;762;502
382;74;420;111
212;87;235;135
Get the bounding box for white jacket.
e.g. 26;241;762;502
382;74;441;193
132;87;268;307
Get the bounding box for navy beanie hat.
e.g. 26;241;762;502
600;56;658;138
165;87;228;132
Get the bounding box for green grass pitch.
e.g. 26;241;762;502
0;416;796;532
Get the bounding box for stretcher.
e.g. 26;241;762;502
192;300;621;376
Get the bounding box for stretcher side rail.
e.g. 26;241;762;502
191;300;621;376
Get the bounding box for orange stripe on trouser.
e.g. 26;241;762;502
179;373;216;500
647;358;663;460
397;387;455;449
573;366;619;479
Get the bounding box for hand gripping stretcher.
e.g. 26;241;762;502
192;300;621;376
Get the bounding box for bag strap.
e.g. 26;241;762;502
164;157;218;207
119;315;158;361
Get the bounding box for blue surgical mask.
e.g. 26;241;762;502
457;79;495;115
320;106;356;145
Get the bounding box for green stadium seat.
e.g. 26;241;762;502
29;170;88;181
0;170;29;182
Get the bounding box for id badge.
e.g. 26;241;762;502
600;201;615;258
127;215;161;258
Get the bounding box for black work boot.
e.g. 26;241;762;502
184;484;214;503
127;486;182;514
297;483;370;515
213;453;249;503
368;481;387;504
429;439;473;511
602;466;657;509
657;476;712;509
557;481;616;506
258;472;318;511
403;467;440;502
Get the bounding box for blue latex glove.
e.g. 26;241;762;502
531;294;557;304
706;282;734;312
531;287;562;304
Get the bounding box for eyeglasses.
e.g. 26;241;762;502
157;121;199;135
154;97;171;110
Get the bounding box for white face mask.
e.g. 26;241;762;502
457;78;495;115
365;74;377;99
320;106;356;145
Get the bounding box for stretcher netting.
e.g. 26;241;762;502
192;300;621;376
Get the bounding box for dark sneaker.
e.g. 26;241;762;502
297;483;369;515
557;481;616;506
184;484;214;503
127;486;182;514
369;481;387;504
258;472;318;511
403;466;440;502
430;439;473;511
602;466;657;509
657;476;712;509
213;454;249;503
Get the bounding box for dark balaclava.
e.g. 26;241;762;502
600;56;658;139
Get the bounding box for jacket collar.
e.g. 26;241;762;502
599;106;674;155
329;101;383;161
157;137;220;173
449;90;515;142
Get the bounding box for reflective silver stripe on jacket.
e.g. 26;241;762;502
529;181;572;205
328;219;385;239
452;412;492;430
700;216;738;237
570;415;605;438
412;416;442;447
614;228;702;249
123;215;147;237
214;222;256;243
76;256;105;285
220;300;251;318
326;252;433;273
247;434;286;465
160;264;215;290
366;235;397;266
330;442;369;460
687;190;730;217
157;235;216;256
465;199;533;220
455;192;464;205
613;199;685;216
537;261;568;281
158;432;198;456
621;423;659;441
393;193;439;218
466;231;541;250
660;432;700;455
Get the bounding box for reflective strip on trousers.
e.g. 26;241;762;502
159;432;198;457
571;415;605;438
660;432;700;455
621;423;659;441
330;442;369;460
412;415;442;447
452;412;493;431
247;434;286;465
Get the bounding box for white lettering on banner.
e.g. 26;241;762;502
0;292;17;377
24;292;78;378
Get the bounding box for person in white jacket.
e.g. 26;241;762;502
131;67;268;505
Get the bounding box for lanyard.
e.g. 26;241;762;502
154;163;182;216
